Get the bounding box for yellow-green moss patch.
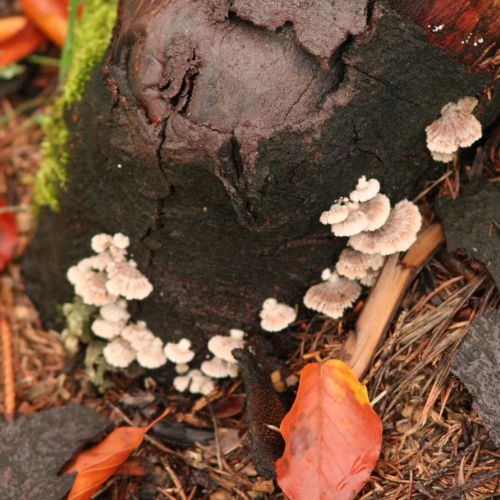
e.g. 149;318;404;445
34;0;118;210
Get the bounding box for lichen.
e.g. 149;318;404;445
33;0;118;210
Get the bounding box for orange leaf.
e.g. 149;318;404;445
0;16;29;45
21;0;69;47
276;360;382;500
65;407;171;500
0;21;46;68
0;198;19;272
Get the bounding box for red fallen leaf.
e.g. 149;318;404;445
0;198;18;272
65;407;171;500
21;0;69;48
276;360;382;500
0;20;46;68
0;16;29;44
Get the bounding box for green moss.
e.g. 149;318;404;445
34;0;118;210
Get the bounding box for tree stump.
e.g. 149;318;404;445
25;0;494;351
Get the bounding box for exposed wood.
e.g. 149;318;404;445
346;224;445;378
0;314;15;422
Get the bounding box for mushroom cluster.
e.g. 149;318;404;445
305;176;422;318
172;329;245;395
425;96;482;163
65;233;167;369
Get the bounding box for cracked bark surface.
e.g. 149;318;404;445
25;1;490;353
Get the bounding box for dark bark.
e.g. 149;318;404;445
25;1;492;350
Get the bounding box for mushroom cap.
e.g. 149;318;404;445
229;329;246;340
112;233;130;249
89;251;116;271
91;233;113;253
336;248;385;280
359;268;380;287
201;357;236;378
330;204;368;237
349;176;380;202
208;334;245;363
188;369;215;395
431;150;454;163
358;194;391;231
136;338;167;369
103;338;136;368
426;97;482;154
121;321;156;351
175;363;190;374
320;201;350;225
348;200;422;255
259;298;297;332
100;301;130;322
91;318;125;339
78;272;117;306
303;270;361;319
105;261;153;300
164;338;195;364
173;374;191;392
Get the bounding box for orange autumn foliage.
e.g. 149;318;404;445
0;20;46;68
276;360;382;500
0;16;28;44
21;0;69;47
65;407;171;500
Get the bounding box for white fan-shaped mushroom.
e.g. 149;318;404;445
105;261;153;300
174;369;215;395
349;176;380;202
426;96;482;162
259;298;297;332
112;233;130;249
319;199;350;225
208;333;245;363
91;318;124;339
336;248;385;281
175;363;190;374
79;272;117;306
358;194;391;231
201;357;238;378
164;338;195;364
136;338;167;369
330;204;368;237
91;233;113;253
121;321;156;351
100;300;130;322
348;200;422;255
303;269;361;319
103;338;136;368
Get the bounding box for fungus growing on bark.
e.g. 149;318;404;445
349;199;422;255
259;298;297;332
320;198;350;225
330;204;369;237
91;318;124;340
175;363;190;374
112;232;130;249
105;261;153;300
303;268;361;319
120;321;156;351
426;96;482;162
99;300;130;322
349;176;380;202
103;338;136;368
91;233;113;253
359;268;380;287
79;272;116;307
173;369;215;395
335;248;385;281
136;338;167;369
201;357;239;379
358;194;391;231
164;338;195;364
207;330;246;363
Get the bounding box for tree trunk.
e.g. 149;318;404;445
24;0;495;350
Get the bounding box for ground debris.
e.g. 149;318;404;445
437;179;500;289
452;308;500;447
0;403;110;500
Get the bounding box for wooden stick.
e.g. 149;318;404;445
345;224;445;378
1;314;15;421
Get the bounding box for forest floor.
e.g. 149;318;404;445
1;72;499;499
